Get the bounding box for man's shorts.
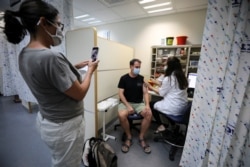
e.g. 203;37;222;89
118;102;145;114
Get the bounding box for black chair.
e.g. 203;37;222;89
114;113;143;141
154;101;192;161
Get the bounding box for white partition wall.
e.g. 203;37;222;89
97;37;134;101
97;37;134;129
65;28;134;140
66;28;98;140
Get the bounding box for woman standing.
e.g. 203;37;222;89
145;56;188;133
3;0;99;166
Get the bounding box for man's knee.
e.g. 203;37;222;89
145;112;152;120
141;110;152;120
118;110;128;119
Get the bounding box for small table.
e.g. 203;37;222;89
98;100;117;141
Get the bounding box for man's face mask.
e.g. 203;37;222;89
133;68;140;75
40;19;64;46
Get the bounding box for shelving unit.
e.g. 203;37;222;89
151;45;192;78
151;44;201;78
188;44;201;74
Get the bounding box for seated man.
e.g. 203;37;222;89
117;58;152;154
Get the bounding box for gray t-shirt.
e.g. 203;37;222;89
19;48;83;122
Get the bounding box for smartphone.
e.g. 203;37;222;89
91;47;99;62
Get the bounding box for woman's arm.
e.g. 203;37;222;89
65;60;99;101
149;78;161;86
158;76;172;97
74;60;89;69
144;80;159;94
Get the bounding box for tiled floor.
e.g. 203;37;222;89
0;95;182;167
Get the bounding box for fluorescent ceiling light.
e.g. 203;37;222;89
148;7;173;13
82;18;95;22
88;21;101;24
138;0;155;4
144;2;171;9
74;14;89;19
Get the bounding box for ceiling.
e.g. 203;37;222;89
73;0;208;28
0;0;208;28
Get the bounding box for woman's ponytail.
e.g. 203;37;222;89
3;10;27;44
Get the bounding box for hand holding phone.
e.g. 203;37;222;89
91;47;99;62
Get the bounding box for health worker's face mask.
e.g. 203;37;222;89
133;68;140;75
39;20;64;46
164;65;167;70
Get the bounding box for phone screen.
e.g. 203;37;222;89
91;47;99;62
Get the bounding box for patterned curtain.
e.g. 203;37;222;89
0;0;73;102
180;0;250;166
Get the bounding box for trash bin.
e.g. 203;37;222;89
176;36;188;45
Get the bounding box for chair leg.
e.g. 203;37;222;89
117;120;139;141
115;118;142;141
153;126;184;161
129;120;141;133
169;146;178;161
122;132;126;141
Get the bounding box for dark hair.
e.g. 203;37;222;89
4;0;59;44
165;56;188;90
130;58;141;66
